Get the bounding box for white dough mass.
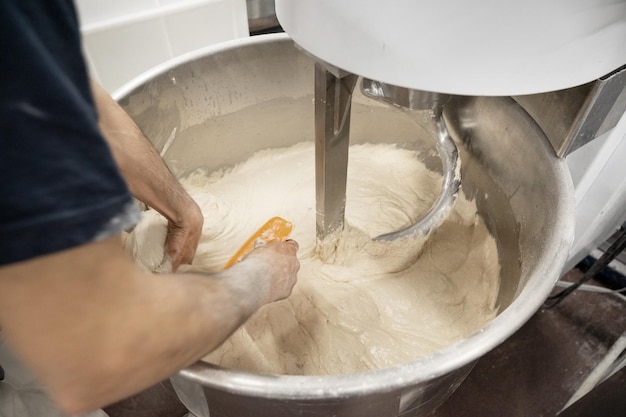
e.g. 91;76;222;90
127;142;501;375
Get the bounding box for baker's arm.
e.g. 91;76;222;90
0;236;299;414
90;81;203;270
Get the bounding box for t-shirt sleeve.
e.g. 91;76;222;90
0;1;139;266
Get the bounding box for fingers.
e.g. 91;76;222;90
268;240;299;301
161;200;204;271
165;223;202;271
165;240;196;271
164;235;184;271
243;238;300;300
272;239;299;255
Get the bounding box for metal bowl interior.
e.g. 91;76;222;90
115;33;575;416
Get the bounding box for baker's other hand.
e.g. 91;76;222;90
164;198;204;271
244;239;300;303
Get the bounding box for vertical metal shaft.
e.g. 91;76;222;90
314;63;358;253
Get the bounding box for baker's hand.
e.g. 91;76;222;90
244;239;300;303
164;199;204;271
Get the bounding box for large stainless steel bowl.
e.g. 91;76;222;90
114;33;575;417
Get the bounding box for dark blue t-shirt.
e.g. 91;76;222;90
0;1;139;265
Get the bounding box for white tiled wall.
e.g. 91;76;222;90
75;0;249;93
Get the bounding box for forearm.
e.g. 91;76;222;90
90;80;203;268
90;80;193;222
0;236;267;413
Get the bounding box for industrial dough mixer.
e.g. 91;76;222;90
113;1;626;415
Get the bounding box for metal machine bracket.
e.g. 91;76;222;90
514;64;626;158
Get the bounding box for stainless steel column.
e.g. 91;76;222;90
314;63;357;260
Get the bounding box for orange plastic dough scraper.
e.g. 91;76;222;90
223;216;294;269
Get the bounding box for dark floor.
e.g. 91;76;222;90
104;269;625;417
431;268;625;417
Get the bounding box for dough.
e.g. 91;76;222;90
127;142;500;375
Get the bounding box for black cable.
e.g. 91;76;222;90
544;225;626;309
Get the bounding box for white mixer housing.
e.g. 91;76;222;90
276;0;626;95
